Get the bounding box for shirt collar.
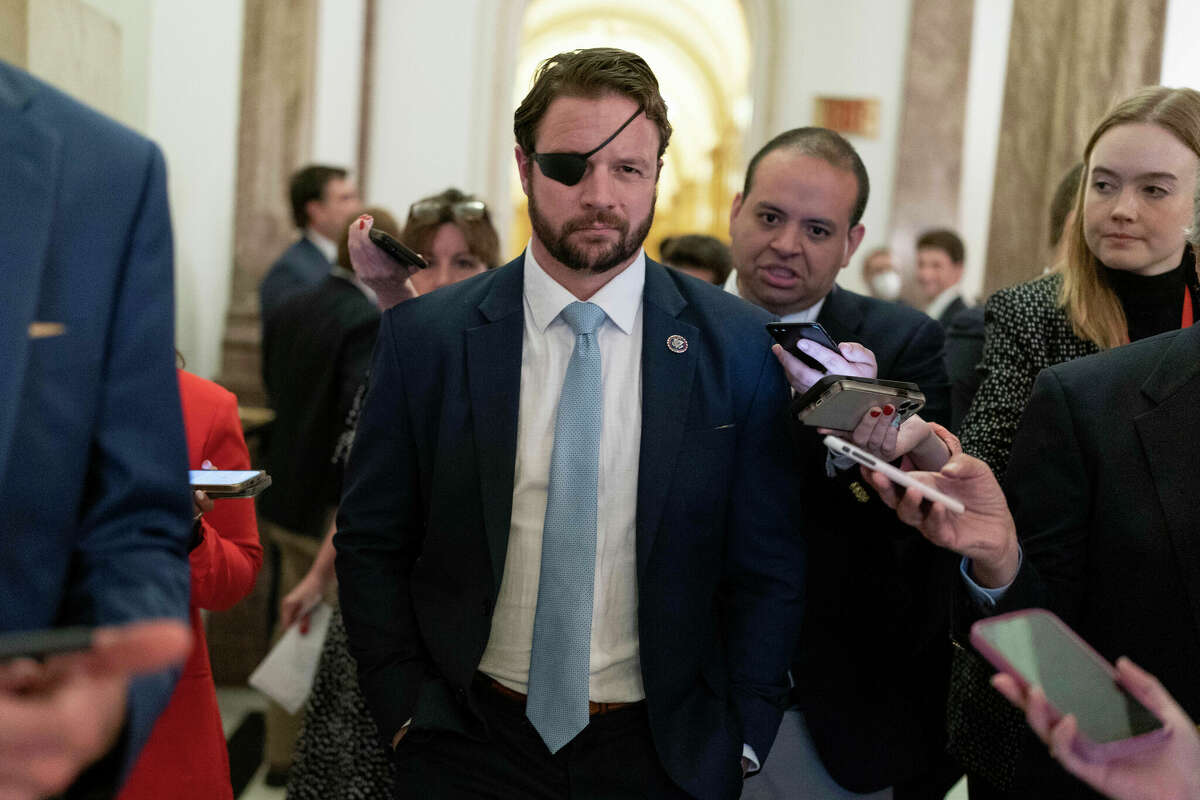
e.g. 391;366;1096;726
722;269;826;322
305;228;338;264
523;242;645;335
925;285;962;321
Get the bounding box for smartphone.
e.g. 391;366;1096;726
189;469;272;499
822;435;965;513
766;322;839;372
970;609;1170;762
0;626;94;661
795;375;925;431
367;227;428;270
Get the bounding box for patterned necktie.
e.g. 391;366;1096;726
526;300;606;753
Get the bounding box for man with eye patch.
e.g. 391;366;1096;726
335;47;808;799
727;129;958;800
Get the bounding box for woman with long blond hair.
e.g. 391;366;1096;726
957;86;1200;475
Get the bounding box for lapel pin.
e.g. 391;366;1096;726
666;334;688;354
849;481;871;504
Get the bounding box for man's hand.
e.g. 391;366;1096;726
861;453;1021;587
0;620;189;800
993;658;1200;800
772;340;876;394
347;215;421;310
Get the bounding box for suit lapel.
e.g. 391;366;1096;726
815;285;863;343
466;259;525;589
1134;326;1200;641
0;67;58;479
636;263;697;575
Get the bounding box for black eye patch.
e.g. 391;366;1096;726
532;105;645;186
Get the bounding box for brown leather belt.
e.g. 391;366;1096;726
481;675;637;716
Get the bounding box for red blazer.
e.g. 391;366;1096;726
119;371;263;800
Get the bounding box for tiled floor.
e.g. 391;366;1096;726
217;686;285;800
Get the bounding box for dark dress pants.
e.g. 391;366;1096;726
391;678;695;799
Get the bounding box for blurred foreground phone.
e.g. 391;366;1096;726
0;626;94;661
368;227;428;270
822;435;965;513
971;609;1169;762
766;321;839;372
794;375;925;431
189;470;271;499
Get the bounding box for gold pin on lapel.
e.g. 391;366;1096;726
666;334;688;354
28;322;66;339
849;480;870;504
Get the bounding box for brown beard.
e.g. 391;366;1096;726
528;190;655;274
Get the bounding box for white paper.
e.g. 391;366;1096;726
247;601;332;714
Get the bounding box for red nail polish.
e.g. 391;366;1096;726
359;219;365;230
869;409;881;418
882;404;895;415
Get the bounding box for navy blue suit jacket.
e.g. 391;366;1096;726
260;236;330;322
0;62;191;784
336;256;808;799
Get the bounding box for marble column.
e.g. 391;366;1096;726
217;0;320;409
982;0;1165;296
887;0;974;304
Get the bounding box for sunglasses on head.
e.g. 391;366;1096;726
532;105;646;186
410;197;488;223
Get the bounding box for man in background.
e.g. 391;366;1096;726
259;164;361;322
0;59;191;798
726;127;957;800
914;228;967;328
659;232;733;285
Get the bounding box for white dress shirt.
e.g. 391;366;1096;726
924;285;964;323
478;246;646;703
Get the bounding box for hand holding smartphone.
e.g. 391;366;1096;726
368;227;428;270
823;435;964;513
189;469;271;499
971;610;1170;763
766;321;839;372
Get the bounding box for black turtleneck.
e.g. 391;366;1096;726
1102;249;1200;343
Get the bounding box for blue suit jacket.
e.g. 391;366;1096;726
0;61;191;785
336;255;808;799
259;236;331;322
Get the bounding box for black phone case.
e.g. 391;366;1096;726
765;322;839;371
368;227;428;269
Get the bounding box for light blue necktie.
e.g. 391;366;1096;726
526;300;606;753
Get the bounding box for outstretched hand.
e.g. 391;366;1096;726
861;453;1020;588
772;340;877;394
347;215;421;310
992;658;1200;800
0;620;190;800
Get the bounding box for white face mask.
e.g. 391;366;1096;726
870;270;902;301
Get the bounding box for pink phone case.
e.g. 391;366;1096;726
969;609;1171;763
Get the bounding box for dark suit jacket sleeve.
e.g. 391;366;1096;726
896;312;951;428
61;143;192;782
725;346;807;758
334;311;430;741
188;386;263;612
989;367;1091;621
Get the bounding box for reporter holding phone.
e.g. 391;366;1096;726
860;264;1200;798
286;189;499;800
728;127;958;799
116;368;263;800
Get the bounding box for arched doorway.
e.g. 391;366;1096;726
505;0;754;260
